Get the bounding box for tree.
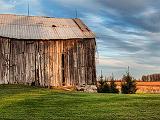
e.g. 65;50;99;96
97;71;119;93
121;67;137;94
110;74;119;93
97;70;110;93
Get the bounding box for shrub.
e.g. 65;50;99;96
110;79;119;93
121;68;137;94
97;73;110;93
31;81;35;86
97;80;110;93
97;73;119;93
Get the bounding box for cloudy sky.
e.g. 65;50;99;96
0;0;160;79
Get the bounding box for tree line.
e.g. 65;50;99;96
142;74;160;81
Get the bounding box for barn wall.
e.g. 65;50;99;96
0;38;10;84
0;38;96;87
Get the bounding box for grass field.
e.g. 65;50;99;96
0;85;160;120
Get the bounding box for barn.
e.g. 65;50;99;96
0;14;96;87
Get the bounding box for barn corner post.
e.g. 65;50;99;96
90;38;97;85
94;38;97;85
91;38;97;85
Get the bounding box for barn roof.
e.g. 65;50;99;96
0;14;95;40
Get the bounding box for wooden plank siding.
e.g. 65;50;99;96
0;38;96;87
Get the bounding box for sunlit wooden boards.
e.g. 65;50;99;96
0;38;96;87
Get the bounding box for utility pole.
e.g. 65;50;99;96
27;0;30;16
100;70;103;81
127;66;130;75
75;8;78;18
112;73;114;80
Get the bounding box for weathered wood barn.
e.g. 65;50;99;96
0;14;96;87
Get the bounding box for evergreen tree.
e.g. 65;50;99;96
121;67;137;94
110;74;119;93
97;72;119;93
97;70;110;93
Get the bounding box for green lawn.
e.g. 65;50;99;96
0;85;160;120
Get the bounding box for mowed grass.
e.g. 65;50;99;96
0;85;160;120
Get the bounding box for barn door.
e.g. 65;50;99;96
62;53;65;86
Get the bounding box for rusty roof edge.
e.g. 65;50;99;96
72;18;96;38
0;35;95;40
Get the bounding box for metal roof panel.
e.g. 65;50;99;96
0;14;95;40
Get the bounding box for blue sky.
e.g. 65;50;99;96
1;0;160;79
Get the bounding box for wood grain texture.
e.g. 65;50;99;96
0;38;96;87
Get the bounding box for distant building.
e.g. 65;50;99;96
0;14;96;87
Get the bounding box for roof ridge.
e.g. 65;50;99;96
0;14;76;20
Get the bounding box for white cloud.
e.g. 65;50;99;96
0;0;44;15
0;0;15;10
82;13;105;24
99;57;160;70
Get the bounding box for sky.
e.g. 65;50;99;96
0;0;160;79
